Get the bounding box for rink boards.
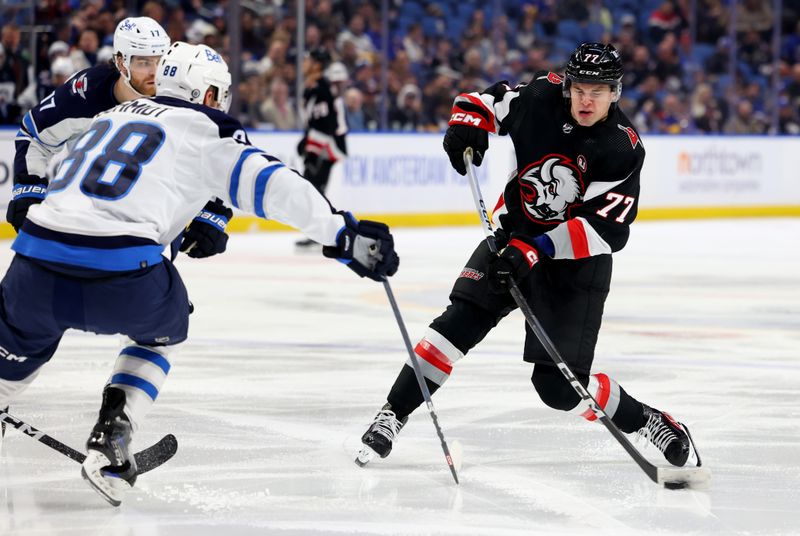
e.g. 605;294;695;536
1;129;799;237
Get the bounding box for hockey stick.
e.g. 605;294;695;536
380;278;460;485
463;148;709;489
0;410;178;474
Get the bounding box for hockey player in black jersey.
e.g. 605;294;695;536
357;43;701;470
9;17;233;259
295;48;348;248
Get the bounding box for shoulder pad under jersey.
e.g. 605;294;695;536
151;96;251;144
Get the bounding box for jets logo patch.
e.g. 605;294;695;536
71;74;88;99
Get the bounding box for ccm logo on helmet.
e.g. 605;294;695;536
450;112;482;127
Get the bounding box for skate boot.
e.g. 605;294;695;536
355;403;408;467
638;405;701;467
81;387;138;506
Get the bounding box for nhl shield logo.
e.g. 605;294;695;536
562;122;573;134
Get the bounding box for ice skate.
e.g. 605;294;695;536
81;387;138;506
355;404;408;467
638;405;701;467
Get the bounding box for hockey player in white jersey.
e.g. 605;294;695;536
0;41;399;506
9;17;234;259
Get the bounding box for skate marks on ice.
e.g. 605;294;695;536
0;221;799;534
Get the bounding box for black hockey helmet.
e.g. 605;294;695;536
307;47;331;68
563;42;623;101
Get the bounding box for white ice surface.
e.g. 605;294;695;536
1;219;798;535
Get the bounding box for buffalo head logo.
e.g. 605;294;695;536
518;155;583;221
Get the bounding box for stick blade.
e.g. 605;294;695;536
134;434;178;474
657;465;712;490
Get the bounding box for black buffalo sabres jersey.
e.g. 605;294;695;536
458;71;645;260
299;77;347;162
15;63;121;179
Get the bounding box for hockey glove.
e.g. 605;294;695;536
442;98;493;175
6;174;48;232
322;212;400;281
488;234;540;293
180;199;234;258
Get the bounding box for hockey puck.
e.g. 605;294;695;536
664;481;688;490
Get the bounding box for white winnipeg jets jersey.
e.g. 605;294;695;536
14;96;345;272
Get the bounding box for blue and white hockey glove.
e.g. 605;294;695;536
6;174;48;232
180;198;234;258
322;212;400;281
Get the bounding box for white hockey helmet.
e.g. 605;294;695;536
156;42;232;112
113;17;170;92
325;62;348;83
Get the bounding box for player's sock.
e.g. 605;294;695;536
387;328;464;419
572;372;647;433
107;342;173;431
81;387;138;506
637;405;700;467
357;329;463;465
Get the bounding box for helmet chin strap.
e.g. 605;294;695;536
118;56;148;99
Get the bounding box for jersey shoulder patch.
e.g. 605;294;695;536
616;123;641;149
65;64;119;105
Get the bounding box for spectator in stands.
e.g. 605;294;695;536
344;87;367;132
648;1;684;44
556;0;589;22
403;24;425;65
777;96;800;134
696;0;729;44
69;29;99;71
17;55;77;114
0;24;28;101
625;45;655;88
389;83;423;131
691;82;726;133
336;13;375;59
653;34;684;90
658;93;692;134
0;44;23;124
735;0;773;37
259;77;296;131
724;99;764;134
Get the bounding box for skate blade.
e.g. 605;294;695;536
657;465;712;490
354;445;377;467
81;451;131;507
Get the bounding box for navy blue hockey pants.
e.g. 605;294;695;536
0;254;189;382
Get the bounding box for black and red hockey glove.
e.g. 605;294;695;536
6;174;48;232
442;96;495;175
180;198;234;258
488;233;540;293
